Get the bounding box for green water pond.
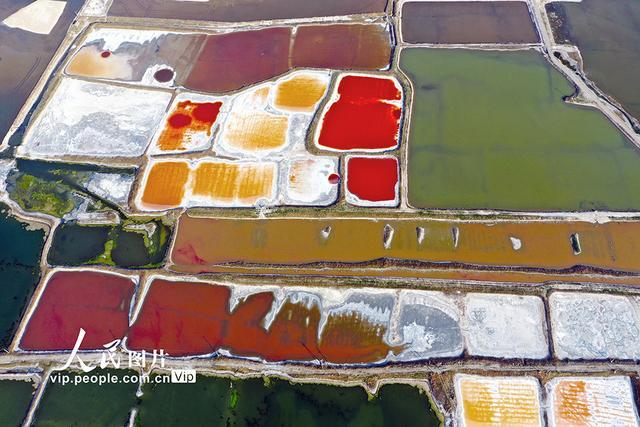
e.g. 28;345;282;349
401;48;640;211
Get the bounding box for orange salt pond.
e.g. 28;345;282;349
151;96;223;153
137;159;277;210
273;72;329;113
192;161;276;206
219;110;289;155
456;375;542;427
140;161;190;208
171;216;640;274
547;377;639;426
215;83;293;156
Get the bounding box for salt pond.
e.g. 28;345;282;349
33;370;137;426
400;48;640;211
137;376;440;427
0;206;45;349
0;378;35;426
402;1;538;44
547;0;640;122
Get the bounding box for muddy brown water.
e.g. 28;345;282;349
185;27;291;93
108;0;387;22
185;24;392;92
171;215;640;274
401;1;539;44
292;24;392;70
0;0;84;142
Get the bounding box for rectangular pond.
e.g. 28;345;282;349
400;48;640;211
171;215;640;274
401;1;538;44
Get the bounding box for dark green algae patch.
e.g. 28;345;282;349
546;0;640;123
0;205;45;349
47;220;170;268
135;376;441;427
28;370;441;426
0;378;36;426
401;48;640;211
33;370;137;427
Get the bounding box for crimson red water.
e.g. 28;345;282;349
168;113;192;128
318;75;402;151
346;157;398;202
338;75;401;100
19;271;135;351
192;102;221;122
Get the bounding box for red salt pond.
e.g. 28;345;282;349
126;279;230;356
127;278;397;363
346;156;399;206
317;75;402;151
185;27;291;93
19;271;135;351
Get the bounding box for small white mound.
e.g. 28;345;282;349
2;0;66;35
510;236;522;250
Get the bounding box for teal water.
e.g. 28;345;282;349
0;379;35;427
33;370;137;427
0;205;45;349
136;376;441;426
